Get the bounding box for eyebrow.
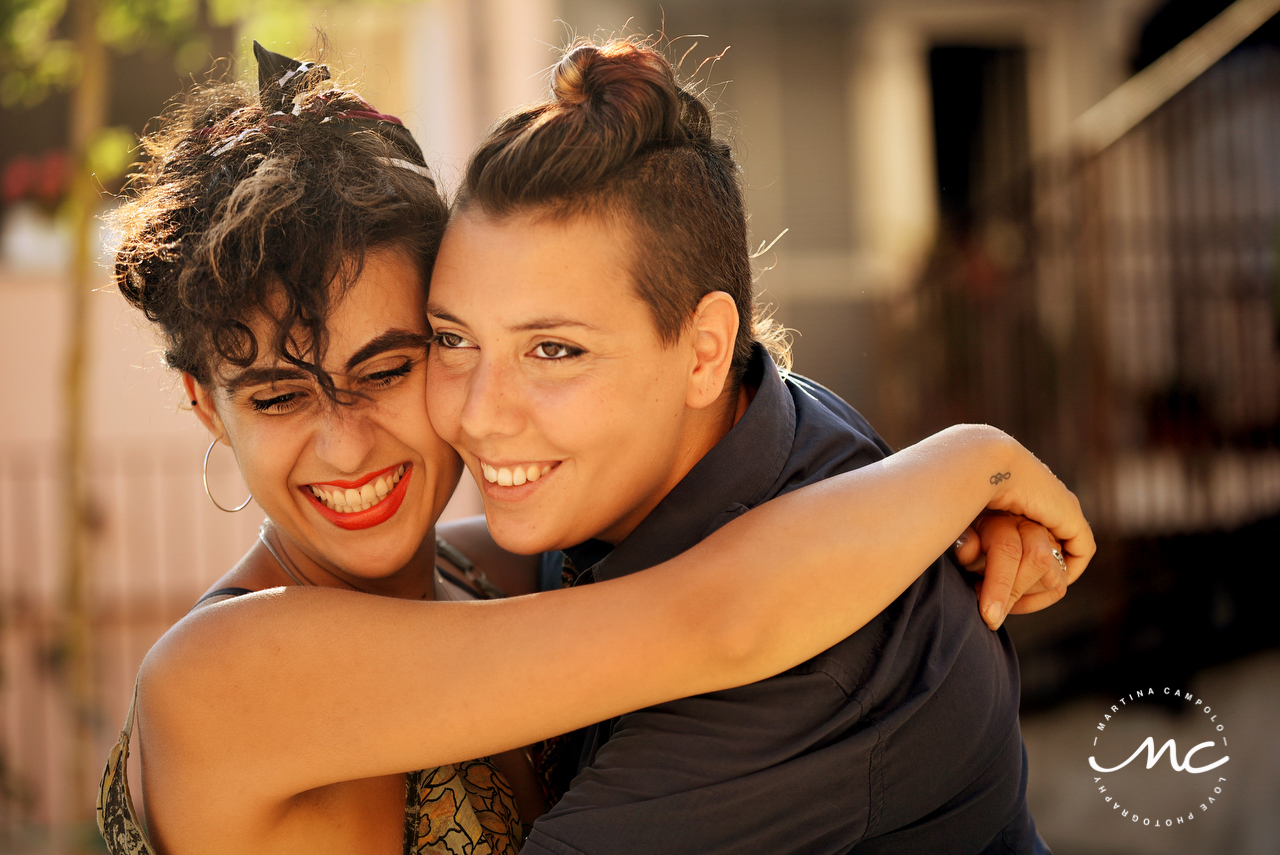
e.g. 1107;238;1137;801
224;366;312;395
223;329;429;395
343;329;430;371
426;305;597;334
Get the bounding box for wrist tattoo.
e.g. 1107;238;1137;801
989;471;1011;485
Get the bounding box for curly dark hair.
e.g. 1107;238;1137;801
110;60;448;398
459;37;787;384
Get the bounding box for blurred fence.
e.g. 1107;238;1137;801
886;41;1280;707
0;439;263;850
893;43;1280;538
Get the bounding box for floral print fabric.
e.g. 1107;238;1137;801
96;696;522;855
404;761;522;855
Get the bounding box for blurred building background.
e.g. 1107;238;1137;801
1;0;1278;852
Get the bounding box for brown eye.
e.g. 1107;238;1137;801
533;342;583;359
431;332;473;349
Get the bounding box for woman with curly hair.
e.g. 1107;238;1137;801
97;41;1089;855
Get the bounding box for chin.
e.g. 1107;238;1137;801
482;510;570;557
334;531;424;573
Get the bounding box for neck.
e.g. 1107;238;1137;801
259;521;438;600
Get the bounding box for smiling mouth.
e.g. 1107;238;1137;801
479;461;554;487
307;464;407;513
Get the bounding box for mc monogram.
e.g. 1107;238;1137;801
1089;736;1229;774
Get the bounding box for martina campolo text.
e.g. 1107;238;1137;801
1088;686;1229;828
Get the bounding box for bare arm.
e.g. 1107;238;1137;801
140;424;1092;841
444;499;1078;628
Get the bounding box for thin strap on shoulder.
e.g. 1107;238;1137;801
97;677;158;854
98;586;256;849
191;586;256;610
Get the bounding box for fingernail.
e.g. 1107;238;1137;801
984;602;1004;628
954;533;968;549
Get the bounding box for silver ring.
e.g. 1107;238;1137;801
1051;547;1067;574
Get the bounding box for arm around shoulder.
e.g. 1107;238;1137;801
131;424;1092;844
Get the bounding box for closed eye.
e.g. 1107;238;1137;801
362;360;414;387
250;390;307;413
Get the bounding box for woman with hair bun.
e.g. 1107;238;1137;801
98;41;1087;855
428;37;1061;853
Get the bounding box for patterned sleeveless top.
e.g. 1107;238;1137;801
96;563;522;855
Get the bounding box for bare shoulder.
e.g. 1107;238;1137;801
437;516;541;596
136;593;255;750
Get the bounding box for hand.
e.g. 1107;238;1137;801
951;435;1095;631
953;511;1076;630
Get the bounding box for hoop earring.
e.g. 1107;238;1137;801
203;438;252;513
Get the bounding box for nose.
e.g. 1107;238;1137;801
458;355;525;442
312;402;378;474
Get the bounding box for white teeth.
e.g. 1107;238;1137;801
308;465;407;514
480;461;552;487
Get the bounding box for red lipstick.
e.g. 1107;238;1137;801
300;464;413;531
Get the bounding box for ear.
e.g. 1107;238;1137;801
685;291;739;410
182;373;228;443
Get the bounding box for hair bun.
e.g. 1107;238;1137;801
676;89;713;145
467;39;728;206
547;40;685;148
551;44;604;106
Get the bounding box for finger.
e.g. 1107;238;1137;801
952;526;983;570
972;513;1023;630
1003;518;1069;615
1037;495;1093;585
1060;518;1096;586
1007;585;1066;614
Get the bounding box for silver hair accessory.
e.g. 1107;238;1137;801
245;41;436;185
203;438;252;513
378;157;433;180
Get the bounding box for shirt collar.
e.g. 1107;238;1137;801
564;343;797;583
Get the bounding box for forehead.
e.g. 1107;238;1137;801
324;248;427;347
220;247;426;378
430;210;646;320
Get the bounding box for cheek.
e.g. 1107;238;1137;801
424;359;466;440
519;376;619;456
384;378;460;465
227;424;298;500
529;373;680;464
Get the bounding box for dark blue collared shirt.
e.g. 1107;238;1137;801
522;345;1042;855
